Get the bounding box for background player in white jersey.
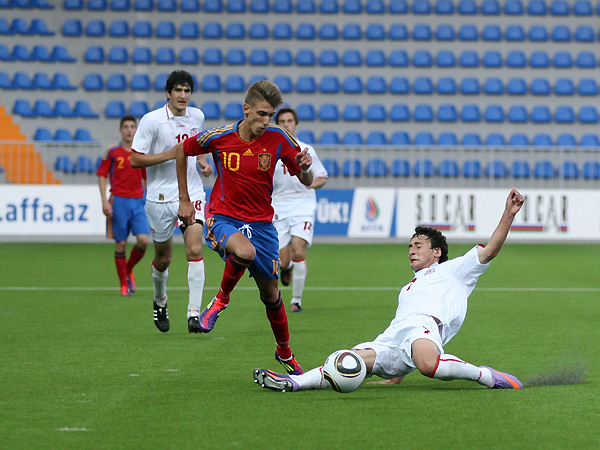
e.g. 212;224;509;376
272;108;328;312
130;70;212;334
254;189;526;391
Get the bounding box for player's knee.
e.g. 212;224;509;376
235;245;256;262
137;235;149;249
186;241;203;259
415;357;438;378
154;253;172;269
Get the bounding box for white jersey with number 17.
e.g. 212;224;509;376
132;104;205;203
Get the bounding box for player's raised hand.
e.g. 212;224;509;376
197;158;213;177
506;188;525;216
296;147;312;171
177;200;196;226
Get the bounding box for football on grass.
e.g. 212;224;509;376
323;350;367;393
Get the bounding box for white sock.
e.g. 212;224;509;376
291;259;307;304
187;259;205;318
152;264;168;306
431;354;494;387
290;366;330;390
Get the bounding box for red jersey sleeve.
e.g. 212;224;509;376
280;144;302;176
96;156;111;178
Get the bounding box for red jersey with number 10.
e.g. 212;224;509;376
183;121;302;222
96;145;146;198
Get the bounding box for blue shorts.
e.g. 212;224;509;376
204;214;281;280
111;196;151;242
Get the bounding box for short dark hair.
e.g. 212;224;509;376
119;115;136;128
165;70;194;93
412;226;449;263
275;107;298;125
245;80;283;109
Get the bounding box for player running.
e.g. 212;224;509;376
175;80;313;375
254;189;525;391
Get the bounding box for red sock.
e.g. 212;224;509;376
114;252;128;287
217;254;252;304
126;245;145;274
266;296;291;360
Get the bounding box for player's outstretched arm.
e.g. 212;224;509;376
478;188;525;265
175;141;195;226
295;147;314;187
130;148;177;168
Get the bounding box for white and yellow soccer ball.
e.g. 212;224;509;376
322;349;367;393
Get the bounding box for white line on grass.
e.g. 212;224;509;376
2;287;599;292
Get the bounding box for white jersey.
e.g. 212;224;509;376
391;246;490;345
272;140;328;219
132;104;205;203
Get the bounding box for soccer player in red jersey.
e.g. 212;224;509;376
97;115;150;296
175;81;313;375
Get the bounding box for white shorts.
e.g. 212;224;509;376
145;199;205;243
353;314;443;380
273;215;315;250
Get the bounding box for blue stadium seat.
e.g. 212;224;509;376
553;52;573;68
64;0;84;9
485;133;506;147
583;161;600;179
249;0;268;12
296;130;315;144
413;50;432;67
55;155;76;172
320;131;340;145
320;76;340;93
480;0;499;14
31;45;53;62
460;77;480;94
130;73;151;91
272;23;292;39
366;131;387;146
132;21;152;37
54;99;74;117
273;75;291;93
506;51;526;68
33;100;55;117
533;134;553;147
458;24;478;41
556;134;576;147
106;73;126;91
435;0;454;13
484;78;503;95
459;51;479;67
272;49;292;66
529;25;548;42
463;160;482;177
296;0;315;13
11;45;31;61
202;0;222;11
178;22;199;39
505;0;523;14
555;106;575;123
390;77;409;94
110;20;129;37
390;104;410;121
366;0;385;13
458;0;477;13
296;103;316;121
224;102;243;120
111;0;131;10
156;21;176;38
320;23;339;40
389;50;409;66
52;45;75;62
581;134;600;147
108;47;128;64
578;79;598;95
461;104;481;122
13;72;32;89
438;159;459;177
89;0;107;9
343;159;362;177
158;0;176;10
505;24;525;41
366;76;386;94
342;49;362;66
412;23;432;40
226;48;245;65
75;155;95;173
560;161;580;179
203;48;223;65
436;50;456;67
296;49;316;66
343;0;363;13
154;73;168;91
552;25;571;42
131;47;152;64
389;23;408;40
413;76;433;94
249;22;268;39
30;18;54;36
509;134;529;147
320;49;339;66
391;132;410;146
485;105;504;122
366;49;385;66
437;104;457;122
391;159;410;177
297;76;316;93
483;51;502;67
105;100;126;118
366;104;386;121
555;78;574;95
74;100;98;118
550;0;569;15
86;20;106;37
464;134;484;147
437;77;456;94
507;78;527;95
0;72;13;89
531;105;551;123
134;0;154;10
511;160;531;178
482;24;501;41
414;104;434;122
508;105;527;123
321;159;340;177
32;72;53;90
34;127;53;141
62;19;82;36
415;132;434;146
486;160;508;177
579;106;599;123
531;78;551;95
414;159;434;176
530;51;550;68
573;0;592;15
365;158;389;177
534;161;556;178
343;131;363;145
226;0;246;12
203;22;222;39
528;0;547;14
201;101;220;120
53;73;76;90
366;23;385;40
296;23;316;40
249;48;268;65
576;52;596;68
272;0;292;12
438;132;457;145
389;0;409;13
412;0;431;14
343;104;363;121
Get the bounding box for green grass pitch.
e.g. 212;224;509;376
1;242;598;449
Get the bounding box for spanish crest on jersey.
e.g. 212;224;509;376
258;153;271;171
